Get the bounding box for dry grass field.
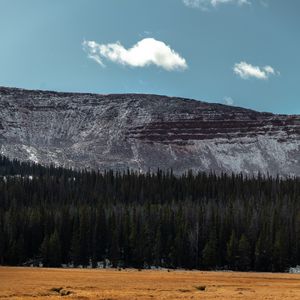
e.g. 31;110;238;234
0;267;300;300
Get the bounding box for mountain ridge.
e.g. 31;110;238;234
0;86;299;176
0;86;277;115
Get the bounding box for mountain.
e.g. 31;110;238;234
0;86;299;176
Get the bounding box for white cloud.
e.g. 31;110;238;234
224;96;234;105
233;61;279;80
260;0;269;7
82;38;187;71
183;0;250;10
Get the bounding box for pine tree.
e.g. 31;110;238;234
48;231;62;267
202;231;217;269
226;231;238;269
237;234;251;271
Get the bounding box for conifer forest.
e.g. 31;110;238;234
0;155;299;272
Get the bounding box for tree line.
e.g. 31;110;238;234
0;155;299;272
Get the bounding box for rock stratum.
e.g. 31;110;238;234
0;86;299;176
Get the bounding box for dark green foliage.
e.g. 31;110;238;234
237;234;251;271
41;231;62;267
0;155;299;271
202;230;218;269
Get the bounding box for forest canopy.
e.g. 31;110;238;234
0;155;299;272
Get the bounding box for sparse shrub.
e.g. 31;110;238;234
50;287;72;296
60;289;72;296
195;285;206;291
50;287;63;293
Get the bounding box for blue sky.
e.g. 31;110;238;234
0;0;299;114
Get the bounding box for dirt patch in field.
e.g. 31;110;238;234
0;267;299;299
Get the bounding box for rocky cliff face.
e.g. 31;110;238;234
0;86;299;176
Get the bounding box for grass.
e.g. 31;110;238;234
0;267;300;299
